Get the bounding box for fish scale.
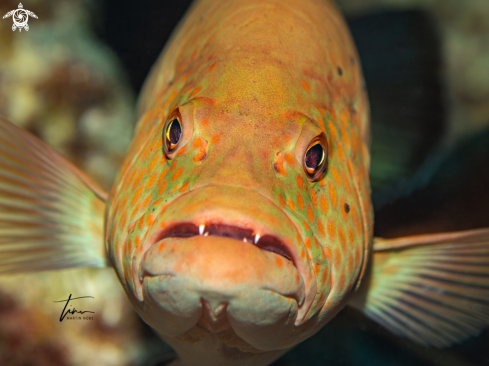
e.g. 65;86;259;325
1;0;489;365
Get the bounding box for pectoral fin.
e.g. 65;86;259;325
0;116;109;273
350;228;489;347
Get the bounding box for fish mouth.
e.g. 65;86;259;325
151;222;294;262
129;185;318;350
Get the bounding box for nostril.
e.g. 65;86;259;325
193;140;208;162
272;152;286;176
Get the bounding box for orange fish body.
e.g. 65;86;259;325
1;0;489;365
108;0;371;363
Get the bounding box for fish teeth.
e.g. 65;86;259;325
203;232;209;236
243;238;247;243
254;234;260;244
199;224;205;236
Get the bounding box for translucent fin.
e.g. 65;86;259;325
351;228;489;347
0;115;109;273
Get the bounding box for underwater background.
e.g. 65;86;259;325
0;0;488;365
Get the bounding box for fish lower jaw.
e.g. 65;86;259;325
135;236;307;351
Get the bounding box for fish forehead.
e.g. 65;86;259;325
107;0;373;337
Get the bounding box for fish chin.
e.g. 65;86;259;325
137;236;305;351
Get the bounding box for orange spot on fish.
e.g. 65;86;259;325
320;194;328;213
193;137;203;148
284;152;295;166
177;145;187;155
302;80;310;91
328;120;337;141
334;246;343;269
337;270;346;291
324;245;333;261
131;186;143;206
142;194;152;209
317;220;325;237
329;182;337;208
149;154;159;171
158;181;168;196
317;116;325;131
327;219;336;241
332;167;340;186
200;118;210;128
321;268;328;286
138;216;144;230
305;237;312;250
341;169;351;194
119;215;127;231
120;195;128;211
146;213;155;227
158;242;165;253
128;169;137;187
211;134;221;144
338;227;347;253
172;167;184;182
180;181;190;193
348;228;355;244
313;263;321;276
297;194;304;211
157;168;168;185
275;256;283;268
287;198;295;211
303;220;310;232
208;62;217;72
279;194;286;207
307;205;314;222
296;175;304;190
146;173;157;190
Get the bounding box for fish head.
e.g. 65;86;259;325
106;1;372;357
106;92;371;354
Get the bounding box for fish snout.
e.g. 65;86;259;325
133;185;317;350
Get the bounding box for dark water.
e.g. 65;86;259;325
95;2;489;365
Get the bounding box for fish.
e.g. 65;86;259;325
1;0;489;365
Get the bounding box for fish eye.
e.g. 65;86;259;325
303;135;328;181
163;113;182;155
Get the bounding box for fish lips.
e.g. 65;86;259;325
134;185;318;350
